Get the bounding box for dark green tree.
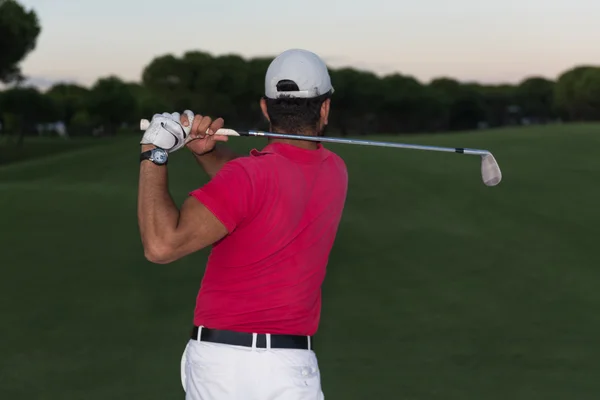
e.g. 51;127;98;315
0;86;58;144
87;76;137;134
0;0;41;83
572;67;600;121
515;77;555;122
379;73;435;133
554;66;600;121
329;68;384;136
128;82;171;122
138;50;600;134
472;84;517;127
46;83;90;129
142;53;199;112
430;78;486;131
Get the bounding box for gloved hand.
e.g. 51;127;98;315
140;110;195;153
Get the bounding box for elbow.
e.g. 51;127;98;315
143;243;175;264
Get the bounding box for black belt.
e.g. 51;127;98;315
190;326;312;350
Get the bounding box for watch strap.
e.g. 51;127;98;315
140;149;168;165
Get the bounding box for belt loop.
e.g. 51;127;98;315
251;333;257;350
307;336;311;351
266;333;271;349
197;326;203;341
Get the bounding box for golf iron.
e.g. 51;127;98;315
140;119;502;187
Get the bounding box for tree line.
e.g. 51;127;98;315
1;0;600;140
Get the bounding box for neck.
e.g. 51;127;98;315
268;126;320;150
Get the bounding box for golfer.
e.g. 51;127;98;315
137;48;348;399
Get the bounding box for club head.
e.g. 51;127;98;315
481;153;502;186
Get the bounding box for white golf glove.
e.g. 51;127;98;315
140;110;195;153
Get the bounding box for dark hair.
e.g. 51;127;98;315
264;80;332;135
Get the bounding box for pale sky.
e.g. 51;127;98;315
14;0;600;89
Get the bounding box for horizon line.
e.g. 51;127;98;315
8;48;600;92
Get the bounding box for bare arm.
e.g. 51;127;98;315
137;144;228;264
191;144;240;179
182;114;241;179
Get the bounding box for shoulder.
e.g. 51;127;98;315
219;150;271;171
228;147;283;174
223;153;265;176
215;152;270;186
327;149;346;166
322;147;348;174
200;157;258;192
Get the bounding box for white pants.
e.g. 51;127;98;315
180;338;325;400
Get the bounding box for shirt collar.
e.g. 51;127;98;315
250;142;330;163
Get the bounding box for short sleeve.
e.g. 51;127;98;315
189;159;253;233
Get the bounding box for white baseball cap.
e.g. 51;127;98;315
264;49;334;99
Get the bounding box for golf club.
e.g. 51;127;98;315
140;119;502;186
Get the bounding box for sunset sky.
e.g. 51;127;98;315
14;0;600;89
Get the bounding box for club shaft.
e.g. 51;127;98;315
139;119;489;156
242;130;490;156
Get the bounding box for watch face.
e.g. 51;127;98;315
152;149;168;164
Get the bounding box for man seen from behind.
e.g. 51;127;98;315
137;48;348;400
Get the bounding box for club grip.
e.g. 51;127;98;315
139;119;240;137
213;129;241;136
140;119;151;130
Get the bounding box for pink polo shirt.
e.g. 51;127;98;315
189;142;348;336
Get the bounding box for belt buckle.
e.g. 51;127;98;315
255;333;268;349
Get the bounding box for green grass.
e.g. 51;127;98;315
0;135;112;166
1;123;599;399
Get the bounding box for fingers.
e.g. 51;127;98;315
167;112;224;141
180;110;194;129
209;118;224;134
190;115;224;138
196;116;213;137
207;118;227;141
190;114;204;138
180;113;189;127
196;117;225;138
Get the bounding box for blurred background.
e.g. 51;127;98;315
1;1;599;399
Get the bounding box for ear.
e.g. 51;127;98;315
320;98;331;125
260;98;270;122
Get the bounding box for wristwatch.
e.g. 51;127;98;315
140;148;168;165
